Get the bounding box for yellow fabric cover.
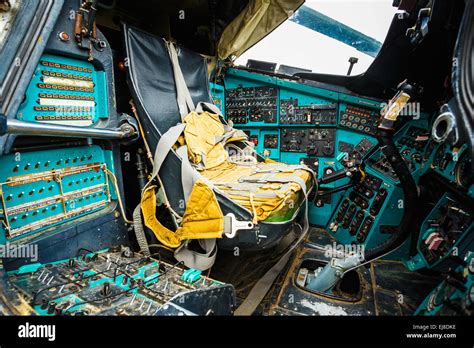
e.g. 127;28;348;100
201;161;311;222
183;110;311;222
141;180;224;248
177;179;224;240
183;111;227;169
142;110;312;247
217;0;304;59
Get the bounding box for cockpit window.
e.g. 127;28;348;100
0;0;22;51
236;0;398;76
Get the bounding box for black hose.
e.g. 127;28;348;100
136;148;148;190
363;129;419;260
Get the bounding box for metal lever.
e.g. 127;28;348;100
2;117;137;141
318;166;357;185
224;213;254;238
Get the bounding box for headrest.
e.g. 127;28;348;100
123;24;212;147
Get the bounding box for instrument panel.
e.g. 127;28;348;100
280;128;335;156
1;50;119;244
339;104;379;136
225;86;277;125
280;98;337;125
220;68;382;168
218;68;383;227
218;68;383;178
218;68;473;270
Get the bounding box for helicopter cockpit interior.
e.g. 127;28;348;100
0;0;472;318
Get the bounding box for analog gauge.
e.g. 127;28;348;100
454;151;473;188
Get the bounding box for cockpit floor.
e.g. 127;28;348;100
210;226;442;315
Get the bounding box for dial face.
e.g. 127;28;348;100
455;151;473;189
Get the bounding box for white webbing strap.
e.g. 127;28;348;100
176;145;199;204
174;239;217;272
195;101;223;115
147;123;186;190
253;163;310;174
234;175;310;316
148;139;218;270
166;41;195;119
161;43;224;270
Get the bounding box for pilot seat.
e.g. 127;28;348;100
123;25;315;270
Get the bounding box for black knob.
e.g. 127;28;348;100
101;282;111;297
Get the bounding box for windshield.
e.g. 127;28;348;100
235;0;398;76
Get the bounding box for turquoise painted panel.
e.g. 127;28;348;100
16;54;108;125
0;146;116;243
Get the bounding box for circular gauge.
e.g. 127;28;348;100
454;151;473;188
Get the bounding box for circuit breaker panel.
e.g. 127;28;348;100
0;2;128;266
16;54;108;126
0;146;115;243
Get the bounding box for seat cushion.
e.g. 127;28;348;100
181;111;313;223
201;161;312;223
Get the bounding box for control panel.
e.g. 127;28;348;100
339;137;375;166
418;195;472;267
328;123;432;247
280;98;337;125
405;192;473;270
280;128;336;156
7;247;235;316
370;125;430;181
0;146;116;242
16;54;108;126
225;86;277;124
263;133;279;149
329;172;386;242
339;104;380;136
217;68;384;228
416;252;474;316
